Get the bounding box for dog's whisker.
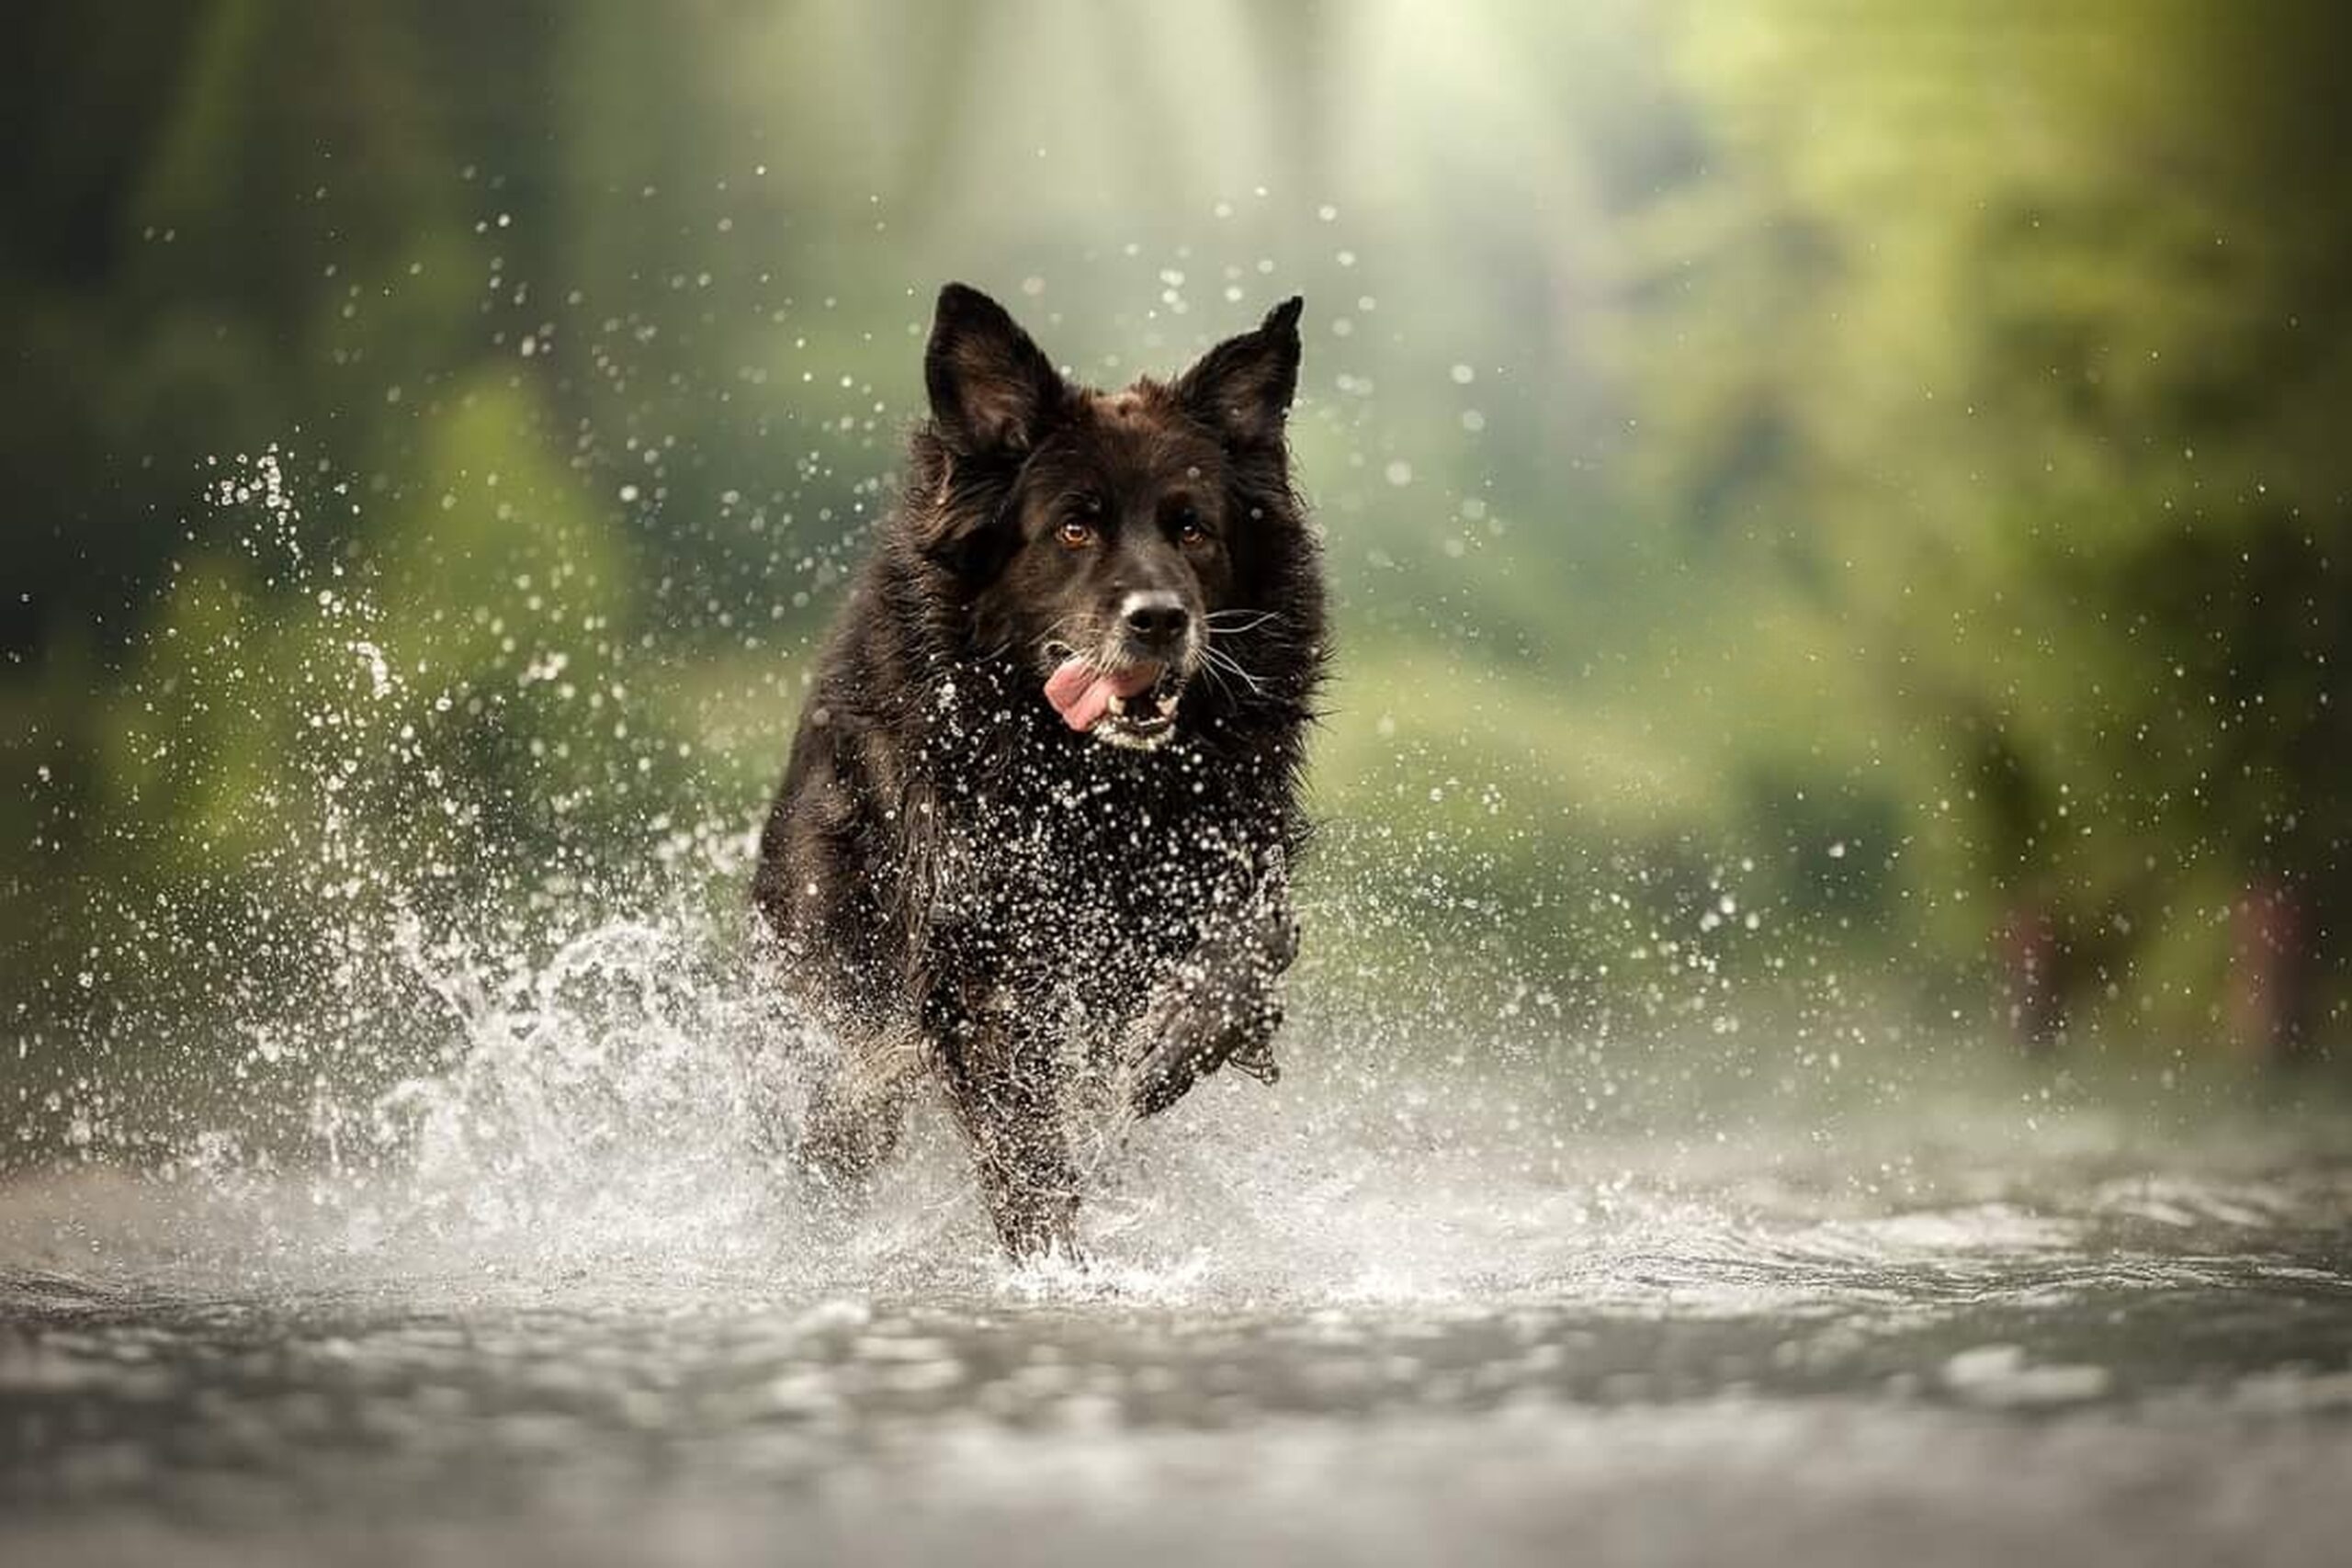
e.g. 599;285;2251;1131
1205;609;1283;634
1201;645;1269;694
1201;659;1255;698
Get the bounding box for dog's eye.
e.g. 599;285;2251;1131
1171;506;1210;547
1056;518;1096;548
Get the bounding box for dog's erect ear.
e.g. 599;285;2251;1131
1176;297;1303;449
925;283;1066;457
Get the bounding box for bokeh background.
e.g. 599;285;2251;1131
6;0;2349;1162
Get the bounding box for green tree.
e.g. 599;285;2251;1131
1627;0;2352;1055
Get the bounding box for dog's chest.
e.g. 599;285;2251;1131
924;744;1261;985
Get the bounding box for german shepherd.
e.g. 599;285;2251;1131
753;283;1324;1256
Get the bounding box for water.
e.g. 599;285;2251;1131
8;457;2348;1563
7;1041;2351;1566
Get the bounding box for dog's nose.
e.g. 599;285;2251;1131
1121;592;1191;649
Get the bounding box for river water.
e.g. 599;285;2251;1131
6;1030;2350;1567
16;455;2340;1562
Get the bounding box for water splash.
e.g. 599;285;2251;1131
16;453;2350;1323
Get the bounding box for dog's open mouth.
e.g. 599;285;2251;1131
1044;649;1184;749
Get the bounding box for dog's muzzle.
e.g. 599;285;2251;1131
1043;644;1191;750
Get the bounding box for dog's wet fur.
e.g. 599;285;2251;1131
753;284;1325;1256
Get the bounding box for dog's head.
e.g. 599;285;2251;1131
910;283;1304;750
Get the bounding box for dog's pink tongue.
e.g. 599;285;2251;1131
1045;658;1158;732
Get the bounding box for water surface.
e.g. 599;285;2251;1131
6;1067;2349;1567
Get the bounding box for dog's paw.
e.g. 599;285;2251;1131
1226;1032;1281;1086
1125;983;1280;1115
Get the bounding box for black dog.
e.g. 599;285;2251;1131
753;283;1325;1256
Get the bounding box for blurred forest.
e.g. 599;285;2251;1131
5;0;2349;1145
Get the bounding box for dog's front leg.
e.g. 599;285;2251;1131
936;1010;1081;1258
1126;871;1299;1118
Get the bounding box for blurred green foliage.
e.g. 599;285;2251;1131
4;0;2347;1131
